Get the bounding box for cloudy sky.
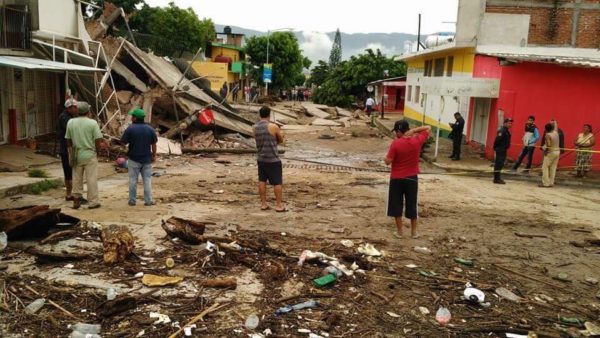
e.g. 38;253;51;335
145;0;459;34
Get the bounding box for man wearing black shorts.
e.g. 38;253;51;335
385;120;431;238
56;98;79;201
254;106;286;212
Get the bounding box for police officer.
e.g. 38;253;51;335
493;118;513;184
449;112;465;160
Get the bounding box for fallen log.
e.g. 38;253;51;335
161;217;211;244
514;232;548;239
199;277;237;289
27;247;90;262
39;230;78;245
182;148;285;155
0;205;61;240
101;224;135;265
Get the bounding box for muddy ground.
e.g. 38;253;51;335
1;121;600;337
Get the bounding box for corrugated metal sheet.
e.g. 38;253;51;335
0;56;105;72
478;52;600;68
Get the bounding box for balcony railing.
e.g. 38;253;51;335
0;6;31;50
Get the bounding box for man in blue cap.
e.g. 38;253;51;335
121;108;158;206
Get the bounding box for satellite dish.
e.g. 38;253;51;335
367;85;374;93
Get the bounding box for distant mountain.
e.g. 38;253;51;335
215;24;419;66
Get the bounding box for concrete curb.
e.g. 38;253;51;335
428;161;600;189
0;177;64;198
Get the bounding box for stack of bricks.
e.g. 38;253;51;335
485;0;600;48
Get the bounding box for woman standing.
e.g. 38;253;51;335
574;124;595;177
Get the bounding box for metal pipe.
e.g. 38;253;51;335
417;14;421;52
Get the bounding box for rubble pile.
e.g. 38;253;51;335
2;211;598;337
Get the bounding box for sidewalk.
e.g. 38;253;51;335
372;117;600;188
0;145;116;198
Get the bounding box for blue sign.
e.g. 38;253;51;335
263;63;272;84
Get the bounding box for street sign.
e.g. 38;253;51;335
367;85;374;92
263;63;272;84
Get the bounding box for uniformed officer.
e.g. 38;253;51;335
493;118;513;184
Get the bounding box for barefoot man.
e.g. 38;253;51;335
384;120;431;238
254;106;286;212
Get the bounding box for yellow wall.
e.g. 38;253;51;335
191;61;228;92
406;47;475;75
210;46;242;62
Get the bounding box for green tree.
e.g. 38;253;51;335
329;28;342;68
245;32;309;91
129;2;215;57
307;60;330;87
313;49;407;107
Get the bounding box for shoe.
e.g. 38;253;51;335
128;201;136;206
393;233;403;239
144;201;155;206
73;198;81;210
451;158;460;161
538;184;551;188
88;203;101;209
80;198;88;205
493;179;506;184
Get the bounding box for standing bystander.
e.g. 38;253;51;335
493;118;513;184
448;112;465;161
574;124;595;178
511;115;539;174
384;120;431;239
57;98;79;201
540;122;560;187
254;106;286;212
65;102;103;209
121;108;158;206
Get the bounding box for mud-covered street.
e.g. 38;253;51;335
2;122;600;337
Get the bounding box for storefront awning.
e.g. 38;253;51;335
0;56;105;72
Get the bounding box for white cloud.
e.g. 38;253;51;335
300;31;333;64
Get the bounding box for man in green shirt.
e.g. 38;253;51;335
65;102;103;209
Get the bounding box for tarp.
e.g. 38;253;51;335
0;56;105;72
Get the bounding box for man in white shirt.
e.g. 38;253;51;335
365;97;376;116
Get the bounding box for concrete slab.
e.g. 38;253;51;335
0;145;60;168
310;118;341;127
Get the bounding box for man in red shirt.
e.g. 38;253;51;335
384;120;431;238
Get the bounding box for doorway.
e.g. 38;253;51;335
471;98;491;145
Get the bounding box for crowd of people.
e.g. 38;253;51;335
492;117;595;185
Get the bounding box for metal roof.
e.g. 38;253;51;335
477;45;600;68
0;56;105;72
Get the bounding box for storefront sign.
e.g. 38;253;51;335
422;77;500;97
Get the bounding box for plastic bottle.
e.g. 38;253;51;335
70;323;101;334
245;314;259;330
313;274;337;287
0;231;7;251
25;298;45;314
275;300;319;315
106;287;116;301
322;266;343;278
435;307;451;326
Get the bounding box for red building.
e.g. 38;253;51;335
367;77;406;113
471;52;600;169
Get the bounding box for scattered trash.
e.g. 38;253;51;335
25;298;45;314
340;240;354;248
405;264;418;269
413;246;432;254
386;311;401;318
560;317;583;326
275;300;319;315
557;272;570;282
357;243;382;257
134;272;144;278
183;324;197;336
584;321;600;335
463;287;485;304
0;231;6;251
313;274;337;287
245;314;260;330
585;277;598;285
106;287;116;301
70;322;101;338
435;307;451;326
322;266;343;278
454;257;474;267
211;189;224;194
150;312;171;324
101;224;135;265
505;334;527;338
418;306;430;315
495;287;522;302
142;274;183;287
166;257;175;268
64;263;75;269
